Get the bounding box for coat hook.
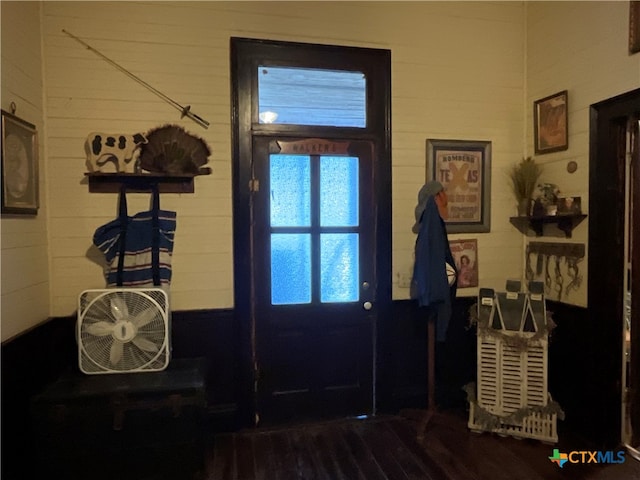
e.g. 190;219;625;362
10;102;16;115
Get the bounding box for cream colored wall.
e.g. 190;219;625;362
4;1;635;333
389;2;526;299
1;1;51;342
525;1;640;307
41;1;526;316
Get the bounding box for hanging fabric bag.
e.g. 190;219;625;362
93;184;176;287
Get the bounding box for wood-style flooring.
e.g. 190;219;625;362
204;410;640;480
41;408;640;480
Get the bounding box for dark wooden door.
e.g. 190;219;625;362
251;137;376;425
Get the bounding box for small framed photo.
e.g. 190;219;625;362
557;196;582;215
426;139;491;233
534;90;568;155
1;110;38;215
449;238;478;288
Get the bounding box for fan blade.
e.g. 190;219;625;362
110;296;129;320
85;321;115;336
131;307;157;328
110;341;124;365
84;314;111;324
132;336;160;353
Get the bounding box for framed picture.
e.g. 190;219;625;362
1;110;38;215
534;90;568;154
426;139;491;233
450;238;478;288
557;196;582;215
630;1;640;54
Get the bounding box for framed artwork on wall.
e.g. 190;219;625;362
630;1;640;54
1;110;39;215
426;138;491;233
534;90;568;155
450;238;478;288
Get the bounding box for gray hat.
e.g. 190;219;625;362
412;180;444;233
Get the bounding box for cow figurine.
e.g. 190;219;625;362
85;132;148;173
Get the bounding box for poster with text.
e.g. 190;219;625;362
427;139;491;233
435;149;482;223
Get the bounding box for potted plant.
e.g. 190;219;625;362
533;183;560;216
508;157;543;216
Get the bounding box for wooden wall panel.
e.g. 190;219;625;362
39;1;527;317
3;1;638;336
0;1;50;342
526;1;640;307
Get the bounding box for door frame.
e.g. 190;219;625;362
588;87;640;447
230;37;392;426
252;136;377;425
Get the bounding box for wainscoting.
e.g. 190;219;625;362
377;298;477;413
1;308;237;480
1;297;598;479
545;300;595;443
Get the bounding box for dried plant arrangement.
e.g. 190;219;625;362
509;157;543;216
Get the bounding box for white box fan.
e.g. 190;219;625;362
77;288;170;374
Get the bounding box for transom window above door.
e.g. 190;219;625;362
258;66;367;127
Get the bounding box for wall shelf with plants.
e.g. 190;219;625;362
507;157;586;237
509;214;587;238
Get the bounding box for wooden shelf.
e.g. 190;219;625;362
509;214;587;238
85;173;195;193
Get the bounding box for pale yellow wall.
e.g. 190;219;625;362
1;1;51;342
389;2;527;298
40;1;526;316
4;1;636;336
525;1;640;307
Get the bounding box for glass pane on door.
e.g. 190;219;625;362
320;233;359;302
320;156;359;227
270;155;310;227
271;233;311;305
269;152;361;305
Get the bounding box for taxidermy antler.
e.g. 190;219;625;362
62;29;210;129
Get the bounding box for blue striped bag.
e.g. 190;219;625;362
93;185;176;287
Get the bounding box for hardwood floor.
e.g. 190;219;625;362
204;409;640;480
35;408;640;480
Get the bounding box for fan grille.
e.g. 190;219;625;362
78;289;170;374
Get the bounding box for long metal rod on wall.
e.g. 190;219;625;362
62;29;210;129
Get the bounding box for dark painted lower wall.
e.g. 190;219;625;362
545;300;601;446
380;298;598;447
1;308;238;480
377;297;477;413
2;316;77;480
1;297;596;478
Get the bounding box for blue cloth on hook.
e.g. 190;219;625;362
410;196;457;342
